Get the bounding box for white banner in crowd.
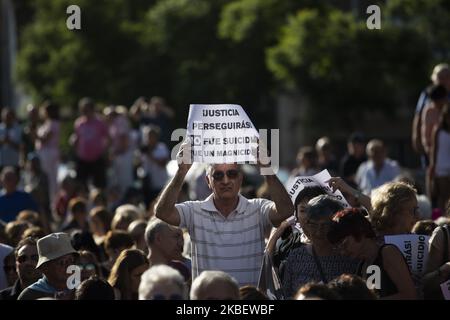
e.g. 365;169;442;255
384;234;430;277
285;169;350;208
186;104;259;163
440;280;450;300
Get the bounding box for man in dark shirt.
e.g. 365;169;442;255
0;237;41;300
339;132;367;186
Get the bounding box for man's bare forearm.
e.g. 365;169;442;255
266;174;294;220
154;169;187;219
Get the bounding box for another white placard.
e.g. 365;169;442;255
384;234;430;277
285;169;350;208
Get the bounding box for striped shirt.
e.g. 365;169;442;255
176;194;274;286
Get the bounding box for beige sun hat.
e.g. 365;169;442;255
36;233;77;269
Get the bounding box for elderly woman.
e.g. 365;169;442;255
139;265;187;300
328;208;417;299
370;181;419;236
268;186;327;271
281;195;359;298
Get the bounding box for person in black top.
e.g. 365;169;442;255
339;132;367;186
0;237;41;300
327;208;417;299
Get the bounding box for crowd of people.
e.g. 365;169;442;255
0;64;449;301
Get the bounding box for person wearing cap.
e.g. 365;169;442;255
339;132;367;186
18;232;78;300
281;195;359;298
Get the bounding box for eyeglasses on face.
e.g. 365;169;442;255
17;254;39;264
212;169;239;181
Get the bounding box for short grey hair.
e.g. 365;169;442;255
128;219;148;242
144;218;171;246
190;270;239;300
139;265;187;300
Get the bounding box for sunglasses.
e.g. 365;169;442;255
17;254;39;264
212;169;239;181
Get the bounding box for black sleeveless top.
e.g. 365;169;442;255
358;244;401;298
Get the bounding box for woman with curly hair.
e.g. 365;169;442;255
370;181;419;236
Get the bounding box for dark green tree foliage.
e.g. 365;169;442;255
266;7;431;131
17;0;157;107
15;0;444;132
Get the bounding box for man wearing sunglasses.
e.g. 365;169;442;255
155;142;294;287
0;237;41;300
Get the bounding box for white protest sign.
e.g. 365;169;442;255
186;104;259;163
440;280;450;300
384;234;430;277
285;169;350;208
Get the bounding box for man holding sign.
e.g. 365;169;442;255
155;105;293;286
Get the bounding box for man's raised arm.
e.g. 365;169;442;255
265;173;295;227
258;143;294;227
154;143;192;226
